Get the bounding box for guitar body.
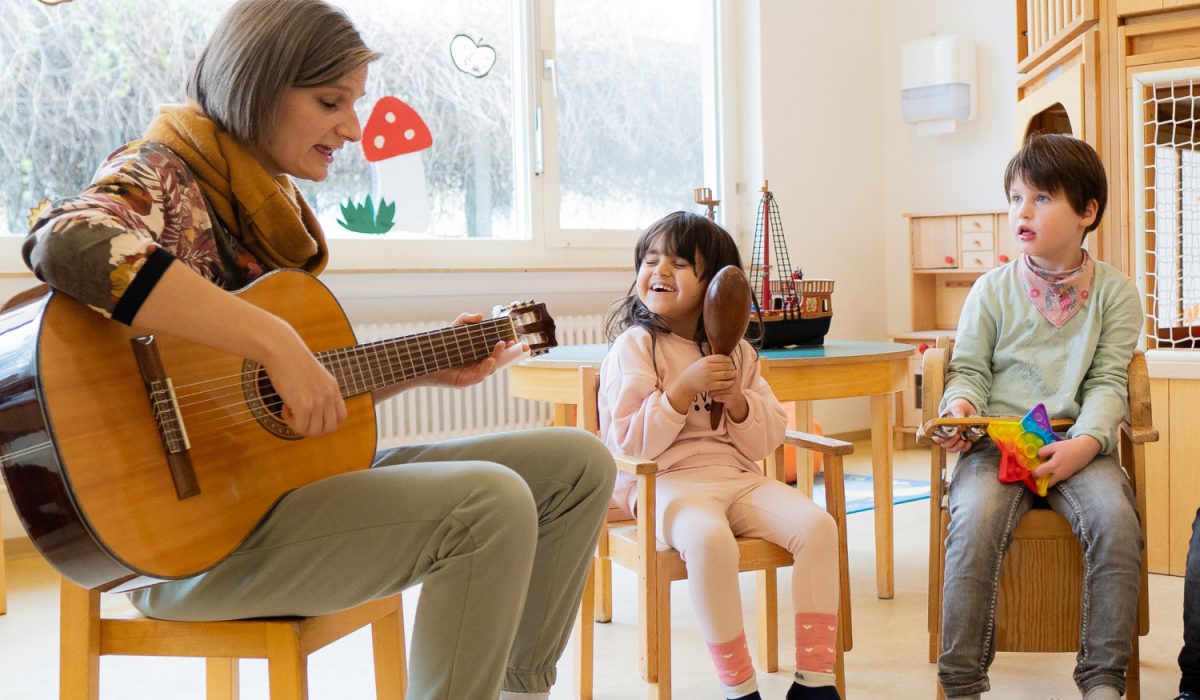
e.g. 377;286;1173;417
0;270;376;590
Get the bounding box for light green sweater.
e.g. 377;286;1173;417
938;256;1142;455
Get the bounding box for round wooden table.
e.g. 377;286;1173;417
508;340;914;599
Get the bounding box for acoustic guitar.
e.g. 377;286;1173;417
0;269;556;591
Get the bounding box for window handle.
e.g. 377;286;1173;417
543;56;558;98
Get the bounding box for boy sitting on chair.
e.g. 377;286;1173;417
932;134;1142;700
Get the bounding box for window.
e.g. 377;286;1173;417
0;0;723;271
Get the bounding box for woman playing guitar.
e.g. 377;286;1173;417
17;2;615;698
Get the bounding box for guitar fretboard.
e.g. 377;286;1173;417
316;317;517;397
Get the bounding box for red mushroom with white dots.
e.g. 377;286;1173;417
362;96;434;233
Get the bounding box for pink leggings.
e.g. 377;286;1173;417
644;465;840;645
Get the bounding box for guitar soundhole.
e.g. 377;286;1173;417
241;360;301;440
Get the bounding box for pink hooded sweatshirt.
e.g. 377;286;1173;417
599;327;787;514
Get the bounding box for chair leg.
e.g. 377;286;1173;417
266;626;308;700
205;658;239;700
59;578;100;700
595;555;613;623
370;606;407;700
756;569;779;673
1126;634;1141;700
0;512;7;615
575;560;596;700
835;623;846;700
652;576;672;700
639;564;658;683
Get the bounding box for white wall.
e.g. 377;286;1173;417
732;0;1016;435
738;0;885;434
879;1;1017;335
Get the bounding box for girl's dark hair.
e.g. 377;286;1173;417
605;211;759;352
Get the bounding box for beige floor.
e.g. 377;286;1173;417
0;443;1187;700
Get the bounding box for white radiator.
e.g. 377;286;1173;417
356;313;607;448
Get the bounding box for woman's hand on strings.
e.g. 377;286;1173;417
265;324;346;437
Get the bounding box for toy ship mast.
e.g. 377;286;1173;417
693;187;720;221
749;181;798;318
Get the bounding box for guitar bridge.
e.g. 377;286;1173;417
131;335;199;499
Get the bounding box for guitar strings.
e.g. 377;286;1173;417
176;327;513;428
172;327;518;439
169;317;514;399
168;319;515;412
172;323;515;414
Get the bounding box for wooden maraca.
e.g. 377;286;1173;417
703;265;752;429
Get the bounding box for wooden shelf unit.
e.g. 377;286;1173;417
906;210;1011;332
898;211;1008;446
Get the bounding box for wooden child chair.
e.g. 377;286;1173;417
60;578;407;700
571;366;854;699
1;511;6;615
920;337;1155;700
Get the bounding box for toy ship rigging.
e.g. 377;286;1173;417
696;182;834;347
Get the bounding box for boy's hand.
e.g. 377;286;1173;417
932;398;977;453
1033;435;1101;488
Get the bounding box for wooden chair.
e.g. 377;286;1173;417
571;366;854;699
60;578;407;700
1;510;6;615
920;337;1156;700
0;504;6;614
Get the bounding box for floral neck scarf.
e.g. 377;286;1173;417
1018;250;1095;328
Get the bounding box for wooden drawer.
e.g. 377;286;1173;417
912;216;959;270
958;215;994;234
961;232;993;252
960;251;995;271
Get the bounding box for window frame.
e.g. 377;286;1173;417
3;0;732;274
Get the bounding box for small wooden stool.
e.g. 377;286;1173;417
60;578;406;700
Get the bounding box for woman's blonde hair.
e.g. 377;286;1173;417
188;0;380;146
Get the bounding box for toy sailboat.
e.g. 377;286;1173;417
695;183;834;347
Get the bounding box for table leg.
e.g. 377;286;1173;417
793;401;815;498
870;393;895;599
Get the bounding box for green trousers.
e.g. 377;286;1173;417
128;427;616;699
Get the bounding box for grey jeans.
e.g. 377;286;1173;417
937;439;1142;698
128;427;616;700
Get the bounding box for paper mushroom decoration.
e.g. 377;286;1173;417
362;96;434;233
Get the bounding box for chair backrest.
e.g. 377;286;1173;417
577;366;601;436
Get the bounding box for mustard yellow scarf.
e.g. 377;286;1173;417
143;104;328;273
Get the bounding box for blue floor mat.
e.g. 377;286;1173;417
812;473;931;515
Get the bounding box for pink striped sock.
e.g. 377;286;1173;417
795;611;837;675
706;630;755;690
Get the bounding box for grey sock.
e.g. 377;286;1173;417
498;692;549;700
1082;686;1121;700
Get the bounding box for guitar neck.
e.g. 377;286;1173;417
317;317;517;397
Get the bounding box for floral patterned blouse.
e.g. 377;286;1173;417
23;140;266;323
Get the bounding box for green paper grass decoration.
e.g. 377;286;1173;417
337;195;395;234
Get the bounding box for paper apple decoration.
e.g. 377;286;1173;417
450;34;497;78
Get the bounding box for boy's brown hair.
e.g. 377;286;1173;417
1003;133;1107;234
